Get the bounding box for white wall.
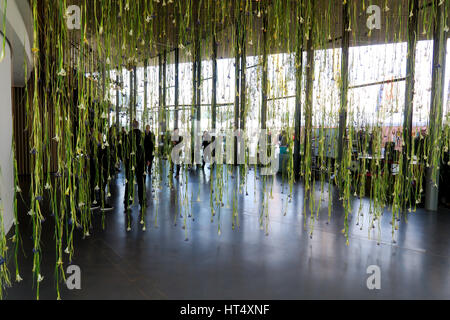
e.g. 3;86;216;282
0;35;14;234
0;0;33;234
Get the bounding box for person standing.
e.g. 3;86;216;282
170;128;183;178
201;131;212;170
98;131;114;212
144;125;155;177
124;120;146;210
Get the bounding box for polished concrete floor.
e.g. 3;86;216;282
4;162;450;299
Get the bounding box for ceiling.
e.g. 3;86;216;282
59;0;448;69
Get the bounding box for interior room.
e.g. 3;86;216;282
0;0;449;301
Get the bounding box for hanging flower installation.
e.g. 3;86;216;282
0;0;448;300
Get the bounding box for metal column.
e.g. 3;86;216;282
159;53;163;133
234;11;241;165
129;67;133;128
303;1;314;169
133;65;137;121
260;5;268;131
102;63;107;125
174;47;179;130
403;0;419;210
191;36;201;164
293;1;304;179
425;0;448;211
337;0;350;163
239;4;247;132
212;34;218;132
196;39;201;124
144;59;148;128
211;2;217;133
115;72;120;129
160;51;167;133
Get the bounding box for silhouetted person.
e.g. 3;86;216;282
202;131;211;169
98;132;113;211
124;120;146;209
144;124;155;177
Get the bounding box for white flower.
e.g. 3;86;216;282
129;29;133;36
16;186;22;193
106;57;111;65
140;220;144;225
99;26;103;35
78;103;85;110
444;25;449;33
85;231;90;237
64;247;70;254
142;226;146;231
53;135;60;143
45;183;51;190
16;274;23;282
125;3;129;10
37;274;44;282
58;68;67;77
78;202;85;208
146;16;151;23
384;5;390;12
127;227;131;232
94;185;100;191
93;200;97;205
107;192;111;198
27;209;34;216
101;112;107;119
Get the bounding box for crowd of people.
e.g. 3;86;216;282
85;117;450;213
87;120;212;213
87;120;157;213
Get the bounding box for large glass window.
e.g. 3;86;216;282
108;36;450;146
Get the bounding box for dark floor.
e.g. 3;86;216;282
4;161;450;300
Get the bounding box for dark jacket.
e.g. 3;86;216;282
144;131;155;162
126;128;145;174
